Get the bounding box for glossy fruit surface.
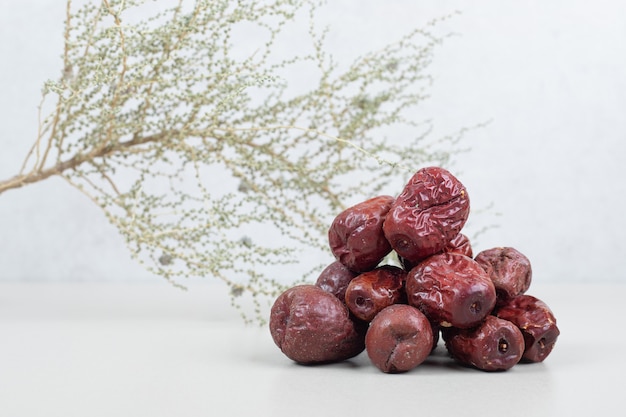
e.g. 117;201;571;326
365;304;433;373
443;315;524;371
446;233;473;258
406;252;496;328
344;265;406;322
494;294;559;362
269;165;560;372
315;260;358;302
328;195;395;272
383;167;469;263
400;233;473;271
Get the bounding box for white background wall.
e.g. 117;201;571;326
1;0;624;284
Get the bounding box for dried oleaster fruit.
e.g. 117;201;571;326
494;294;559;363
269;285;366;364
406;252;496;329
328;195;395;272
365;304;433;373
475;247;532;304
400;233;473;271
315;260;359;302
443;315;525;371
383;167;470;263
344;265;406;322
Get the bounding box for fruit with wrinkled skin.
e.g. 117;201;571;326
315;260;358;302
383;167;470;263
400;233;473;271
406;252;496;329
494;294;559;363
344;265;406;322
269;285;366;364
328;195;395;272
365;304;434;373
475;247;532;304
443;315;524;371
446;233;473;258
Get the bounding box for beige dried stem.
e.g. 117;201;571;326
0;0;471;324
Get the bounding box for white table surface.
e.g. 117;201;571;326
0;281;623;417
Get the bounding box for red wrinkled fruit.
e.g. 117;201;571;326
400;233;473;271
443;315;525;371
328;195;395;272
315;260;359;302
365;304;434;373
269;164;560;373
269;285;366;364
446;233;473;258
494;294;559;363
475;247;532;304
383;167;470;263
406;253;496;329
344;265;406;322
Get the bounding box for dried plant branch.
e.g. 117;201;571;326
0;0;471;324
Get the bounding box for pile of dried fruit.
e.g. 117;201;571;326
269;166;559;373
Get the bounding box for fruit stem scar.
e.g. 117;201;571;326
498;338;509;353
469;301;481;314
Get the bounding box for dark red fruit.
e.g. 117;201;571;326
494;294;559;363
445;233;473;258
344;265;406;322
443;315;525;371
270;164;560;373
406;252;496;329
315;260;358;302
475;247;532;304
269;285;366;364
400;233;473;271
328;195;395;272
383;167;470;263
430;322;441;352
365;304;434;373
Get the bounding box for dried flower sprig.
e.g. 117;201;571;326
0;0;469;324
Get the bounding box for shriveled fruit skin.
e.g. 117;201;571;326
383;167;470;263
443;315;524;371
328;195;395;272
494;294;559;363
400;233;473;272
365;304;434;373
475;247;532;304
446;233;473;258
315;260;359;302
344;265;407;322
269;285;366;364
406;253;496;329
